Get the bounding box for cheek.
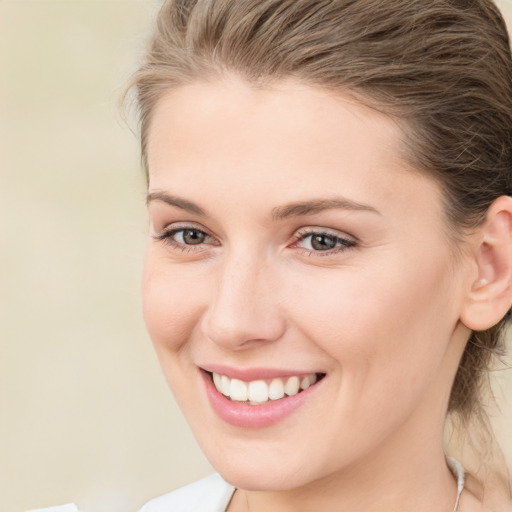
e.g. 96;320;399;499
141;252;211;416
142;251;203;355
288;252;459;396
277;256;460;461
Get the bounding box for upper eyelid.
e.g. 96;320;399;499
155;222;214;236
293;226;357;242
296;228;347;236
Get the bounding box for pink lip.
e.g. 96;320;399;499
201;364;318;382
200;369;324;428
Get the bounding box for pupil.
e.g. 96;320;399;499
311;234;336;251
183;230;205;245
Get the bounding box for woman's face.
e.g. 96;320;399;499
143;79;471;490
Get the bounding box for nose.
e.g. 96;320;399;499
200;251;286;350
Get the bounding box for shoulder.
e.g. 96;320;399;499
139;473;235;512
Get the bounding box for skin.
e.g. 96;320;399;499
142;78;488;511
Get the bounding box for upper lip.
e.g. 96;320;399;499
199;364;324;382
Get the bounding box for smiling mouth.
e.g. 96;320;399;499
208;371;326;405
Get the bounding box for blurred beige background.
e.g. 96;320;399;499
0;2;214;512
1;1;511;512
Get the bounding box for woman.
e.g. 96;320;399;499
130;0;512;510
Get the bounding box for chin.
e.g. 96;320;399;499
196;435;328;492
215;460;312;492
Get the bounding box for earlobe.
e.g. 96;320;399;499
460;196;512;331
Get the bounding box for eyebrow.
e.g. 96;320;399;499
271;198;380;220
146;191;379;219
146;191;206;216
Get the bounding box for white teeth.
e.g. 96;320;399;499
284;376;300;396
300;375;311;390
211;372;320;404
220;375;230;396
268;378;285;400
248;380;269;403
230;378;248;401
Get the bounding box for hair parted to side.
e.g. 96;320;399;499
128;0;512;481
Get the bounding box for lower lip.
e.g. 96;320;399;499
201;370;323;428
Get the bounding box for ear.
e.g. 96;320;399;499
460;196;512;331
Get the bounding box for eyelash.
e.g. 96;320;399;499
154;226;357;256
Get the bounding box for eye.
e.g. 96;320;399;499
292;229;356;254
155;225;217;250
174;228;208;245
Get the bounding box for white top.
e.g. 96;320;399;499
138;459;465;512
139;473;235;512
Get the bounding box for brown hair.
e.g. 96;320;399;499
128;0;512;488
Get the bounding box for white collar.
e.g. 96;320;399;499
447;457;465;512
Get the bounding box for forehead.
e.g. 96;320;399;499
146;78;444;224
147;78;404;171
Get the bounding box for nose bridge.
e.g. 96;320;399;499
202;246;284;348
